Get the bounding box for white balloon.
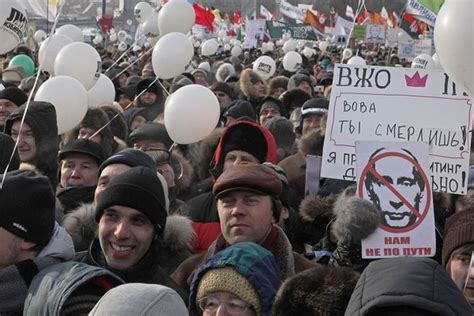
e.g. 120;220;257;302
283;39;297;54
282;51;302;72
87;74;115;107
56;24;83;42
282;32;291;41
117;30;128;42
142;10;159;37
35;76;88;134
118;42;127;51
231;46;242;57
342;48;353;60
54;42;101;90
253;56;276;80
164;84;220;144
303;47;315;58
319;41;328;52
134;2;153;23
411;54;435;69
434;0;473;95
223;36;231;44
432;53;443;70
34;30;47;43
218;30;227;39
234;40;242;47
0;1;28;54
347;56;367;65
223;44;231;51
109;33;117;42
201;39;219;56
260;42;269;54
158;0;195;35
38;34;73;74
152;32;193;79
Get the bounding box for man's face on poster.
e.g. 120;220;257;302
370;26;381;38
365;155;425;229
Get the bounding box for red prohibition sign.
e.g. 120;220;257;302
358;151;432;233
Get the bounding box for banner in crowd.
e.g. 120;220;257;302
356;141;436;259
365;24;386;44
333;16;354;36
243;19;265;48
266;21;317;40
398;39;433;61
321;64;472;195
406;0;443;27
279;0;306;23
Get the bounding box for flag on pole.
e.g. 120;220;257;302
260;5;273;20
304;9;326;33
346;5;355;20
400;12;424;39
193;3;215;32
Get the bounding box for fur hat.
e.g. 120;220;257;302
210;81;235;99
268;76;289;96
272;265;360;316
141;63;154;78
0;170;55;246
442;208;474;266
223;100;255;121
281;89;311;114
95;166;168;235
216;63;236;82
0;86;28;106
287;73;313;91
240;69;266;98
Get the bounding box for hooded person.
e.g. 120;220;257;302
239;68;267;109
272;265;360;316
215;63;236;83
89;283;188;316
134;77;165;121
0;86;28;129
344;257;472;316
210;81;235;111
184;120;277;252
172;164;319;293
192;68;209;86
0;132;20;173
268;76;289;99
4;101;60;189
222;99;256;126
281;88;311;117
122;107;148;133
62;107;115;158
189;242;280;316
257;96;287;126
23;261;124;316
263;117;296;163
287;73;314;97
0;170;75;314
79;166;189;303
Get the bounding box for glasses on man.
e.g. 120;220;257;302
214;92;228;98
198;296;251;314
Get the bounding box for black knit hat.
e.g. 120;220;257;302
258;97;287;118
95;166;168;235
59;139;106;165
136;78;159;96
223;100;255;121
0;86;28;106
128;122;173;149
210;82;235;99
442;208;474;266
98;148;156;176
301;98;329;118
0;170;55;246
0;132;20;173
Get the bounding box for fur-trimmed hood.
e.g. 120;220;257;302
298;126;325;156
186;128;224;181
239;68;267;100
299;194;336;223
171;150;195;198
62;202;195;253
281;89;311;115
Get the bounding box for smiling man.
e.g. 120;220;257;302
81;166;187;302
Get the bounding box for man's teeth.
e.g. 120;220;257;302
111;244;132;251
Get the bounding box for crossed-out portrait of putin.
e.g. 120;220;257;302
364;148;426;230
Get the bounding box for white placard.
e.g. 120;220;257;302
357;141;436;258
243;19;266;49
365;24;386;44
321;64;472;194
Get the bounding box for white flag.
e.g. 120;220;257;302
260;5;273;20
346;5;355;20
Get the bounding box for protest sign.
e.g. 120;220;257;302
305;155;322;196
406;0;440;27
243;19;265;49
365;24;386;44
334;16;354;36
266;21;317;40
356;141;436;258
321;64;472;194
279;0;306;23
353;25;366;41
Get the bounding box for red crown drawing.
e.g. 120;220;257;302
405;71;428;87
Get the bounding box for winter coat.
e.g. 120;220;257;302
4;101;59;189
188;242;281;316
345;257;472;316
184;121;277;252
56;186;95;215
0;223;74;314
23;261;124;315
133;90;165;121
171;225;319;293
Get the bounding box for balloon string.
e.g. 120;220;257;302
104;43;136;74
1;0;66;189
110;45;153;81
341;0;365;62
88;75;169;140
